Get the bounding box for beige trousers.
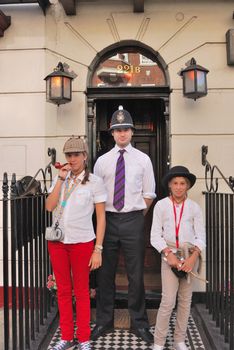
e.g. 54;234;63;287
154;258;196;346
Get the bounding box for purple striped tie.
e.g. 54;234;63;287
113;149;125;211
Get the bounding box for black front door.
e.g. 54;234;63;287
94;98;168;292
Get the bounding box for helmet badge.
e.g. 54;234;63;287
116;111;125;123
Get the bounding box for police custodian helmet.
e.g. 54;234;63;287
109;106;135;131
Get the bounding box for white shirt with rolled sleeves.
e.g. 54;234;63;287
150;197;206;253
48;171;107;244
94;143;156;212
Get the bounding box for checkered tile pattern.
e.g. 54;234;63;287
48;312;205;350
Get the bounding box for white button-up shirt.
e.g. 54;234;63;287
150;197;206;252
49;171;107;243
94;143;156;212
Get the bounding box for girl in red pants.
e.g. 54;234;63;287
46;136;106;350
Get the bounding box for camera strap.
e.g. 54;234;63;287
53;173;83;225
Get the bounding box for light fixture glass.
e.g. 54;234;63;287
44;62;74;106
180;58;209;100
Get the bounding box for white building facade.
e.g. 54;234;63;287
1;0;234;293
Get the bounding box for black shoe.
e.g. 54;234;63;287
91;324;114;341
130;327;154;343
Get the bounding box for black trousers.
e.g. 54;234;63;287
96;210;149;328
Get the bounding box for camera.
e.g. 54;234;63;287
54;226;63;240
45;225;64;241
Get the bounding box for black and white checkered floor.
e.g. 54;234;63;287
48;312;205;350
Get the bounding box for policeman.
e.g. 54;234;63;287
91;106;156;344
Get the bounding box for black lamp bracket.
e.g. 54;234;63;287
201;145;234;193
56;62;65;72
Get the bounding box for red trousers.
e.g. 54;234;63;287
48;240;94;342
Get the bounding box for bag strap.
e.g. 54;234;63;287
53;175;82;225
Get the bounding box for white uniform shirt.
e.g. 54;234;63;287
94;143;156;212
49;171;107;243
150;197;206;253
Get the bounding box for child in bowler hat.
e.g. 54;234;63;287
150;166;206;350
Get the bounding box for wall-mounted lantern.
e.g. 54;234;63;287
0;10;11;37
44;62;75;106
180;58;209;100
226;29;234;65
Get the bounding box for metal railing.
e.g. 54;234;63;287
202;145;234;350
2;148;58;350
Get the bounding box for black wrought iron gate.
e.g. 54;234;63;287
202;145;234;350
1;148;58;350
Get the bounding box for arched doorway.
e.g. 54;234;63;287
86;40;171;295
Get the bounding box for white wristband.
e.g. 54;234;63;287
95;244;103;251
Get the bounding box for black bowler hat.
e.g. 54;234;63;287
109;105;134;131
162;166;196;189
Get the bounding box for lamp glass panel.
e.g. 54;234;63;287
197;71;206;92
51;76;62;98
184;70;195;93
46;80;50;100
63;77;71;99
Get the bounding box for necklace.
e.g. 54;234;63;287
170;195;187;204
70;169;84;179
71;173;79;179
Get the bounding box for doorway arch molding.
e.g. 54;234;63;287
87;39;170;87
85;40;171;167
